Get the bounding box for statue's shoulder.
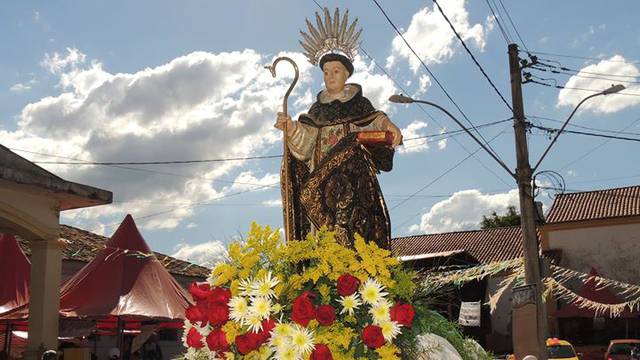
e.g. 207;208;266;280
301;84;377;127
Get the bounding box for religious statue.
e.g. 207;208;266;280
272;8;402;249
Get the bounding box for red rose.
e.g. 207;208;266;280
235;332;260;354
206;328;229;353
337;274;360;296
258;318;276;344
362;325;385;349
185;305;207;325
291;291;316;326
189;282;212;301
208;286;232;304
390;302;415;328
310;344;333;360
315;305;336;326
186;327;204;348
205;302;230;326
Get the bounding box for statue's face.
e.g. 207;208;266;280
323;61;349;95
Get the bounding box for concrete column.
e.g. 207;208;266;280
25;238;63;360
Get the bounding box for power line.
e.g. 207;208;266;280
495;0;529;53
531;66;640;85
390;126;509;212
536;60;640;79
528;115;640;137
9;148;281;188
559;116;640;171
489;0;514;43
370;0;509;169
431;0;514;112
526;50;640;65
482;0;511;45
30;154;283;166
525;79;640;97
531;124;640;143
403;118;511;141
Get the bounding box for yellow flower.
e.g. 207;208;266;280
291;325;315;355
375;344;401;360
360;278;388;305
379;320;402;342
369;299;392;324
222;321;240;344
338;294;362;316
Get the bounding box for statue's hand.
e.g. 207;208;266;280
275;112;296;136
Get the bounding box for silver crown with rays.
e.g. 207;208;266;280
299;8;363;65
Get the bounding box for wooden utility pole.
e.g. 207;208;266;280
508;43;548;359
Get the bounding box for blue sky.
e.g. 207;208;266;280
2;1;639;266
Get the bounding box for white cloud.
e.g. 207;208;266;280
40;47;87;74
3;48;315;230
172;240;228;267
33;11;40;23
408;189;519;234
398;120;429;154
415;75;432;97
10;83;31;92
262;199;282;208
227;171;279;192
557;55;640;113
186;222;198;229
388;0;491;72
350;56;397;111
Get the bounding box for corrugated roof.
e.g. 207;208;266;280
392;226;525;264
546;185;640;224
17;225;210;278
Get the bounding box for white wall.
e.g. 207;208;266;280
546;222;640;284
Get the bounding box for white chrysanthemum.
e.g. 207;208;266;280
369;299;392;324
184;347;199;360
360;278;388;305
251;271;280;298
291;325;315;355
338;294;363;316
272;322;294;338
238;278;253;297
278;346;302;360
380;320;402;342
246;313;264;333
249;296;273;319
229;296;249;323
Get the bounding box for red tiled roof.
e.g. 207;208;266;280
545;185;640;224
392;226;525;264
17;225;210;278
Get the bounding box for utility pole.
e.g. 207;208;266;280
508;43;547;359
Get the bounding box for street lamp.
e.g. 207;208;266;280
532;84;626;171
389;94;516;179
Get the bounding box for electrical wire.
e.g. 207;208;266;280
9;147;281;188
536;60;640;79
483;0;511;45
531;65;640;85
432;0;514;112
531;124;640;143
390;125;510;212
30;154;282;166
525;79;640;97
528;114;640;137
370;0;509;169
495;0;529;53
526;50;640;65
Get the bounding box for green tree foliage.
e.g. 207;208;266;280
480;205;521;229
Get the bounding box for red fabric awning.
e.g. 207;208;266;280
0;234;30;315
1;215;194;321
554;268;637;318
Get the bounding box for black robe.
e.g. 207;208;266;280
282;84;394;249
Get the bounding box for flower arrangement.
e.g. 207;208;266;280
181;223;487;360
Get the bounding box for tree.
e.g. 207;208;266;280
480;205;521;229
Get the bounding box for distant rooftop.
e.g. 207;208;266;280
17;225;210;278
392;226;525;264
545;185;640;224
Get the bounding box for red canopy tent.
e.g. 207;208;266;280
554;268;637;318
1;215;194;352
0;234;31;357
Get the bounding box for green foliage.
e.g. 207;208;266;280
480;205;521;229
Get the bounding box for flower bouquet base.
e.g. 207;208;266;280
179;224;491;360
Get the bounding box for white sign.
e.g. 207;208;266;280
458;301;481;327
